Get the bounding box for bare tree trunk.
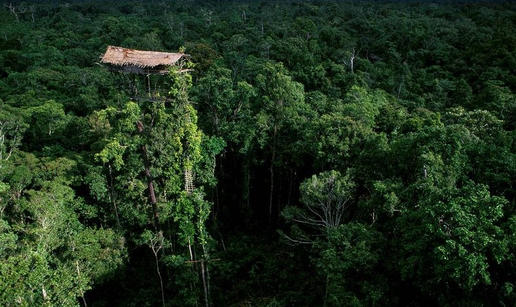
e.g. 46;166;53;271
147;74;151;96
76;261;87;307
287;168;294;207
29;5;36;24
200;261;209;307
136;121;159;228
188;237;194;261
155;252;165;307
202;245;212;307
349;49;355;74
0;123;18;162
143;145;159;225
205;263;211;304
150;233;165;307
108;164;121;228
344;48;358;74
5;3;19;22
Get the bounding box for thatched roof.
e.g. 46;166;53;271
100;46;187;68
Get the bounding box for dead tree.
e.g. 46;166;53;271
5;3;19;22
149;232;165;307
343;48;359;74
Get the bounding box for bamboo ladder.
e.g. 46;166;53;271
184;112;195;195
184;168;194;194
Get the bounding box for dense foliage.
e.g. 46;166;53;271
2;0;516;306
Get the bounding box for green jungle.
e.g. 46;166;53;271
1;0;516;306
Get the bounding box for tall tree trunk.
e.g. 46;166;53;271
155;251;165;307
137;121;159;228
287;167;294;207
108;164;121;229
269;125;277;227
202;245;212;307
241;160;251;222
201;261;209;307
76;261;87;307
324;273;329;307
150;233;165;307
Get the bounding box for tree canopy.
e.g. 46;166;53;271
2;0;516;306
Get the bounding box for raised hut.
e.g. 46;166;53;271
100;45;189;75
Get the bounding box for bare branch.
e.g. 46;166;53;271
5;3;19;22
282;233;312;246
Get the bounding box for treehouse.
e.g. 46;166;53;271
100;46;196;197
100;45;190;98
100;45;189;75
